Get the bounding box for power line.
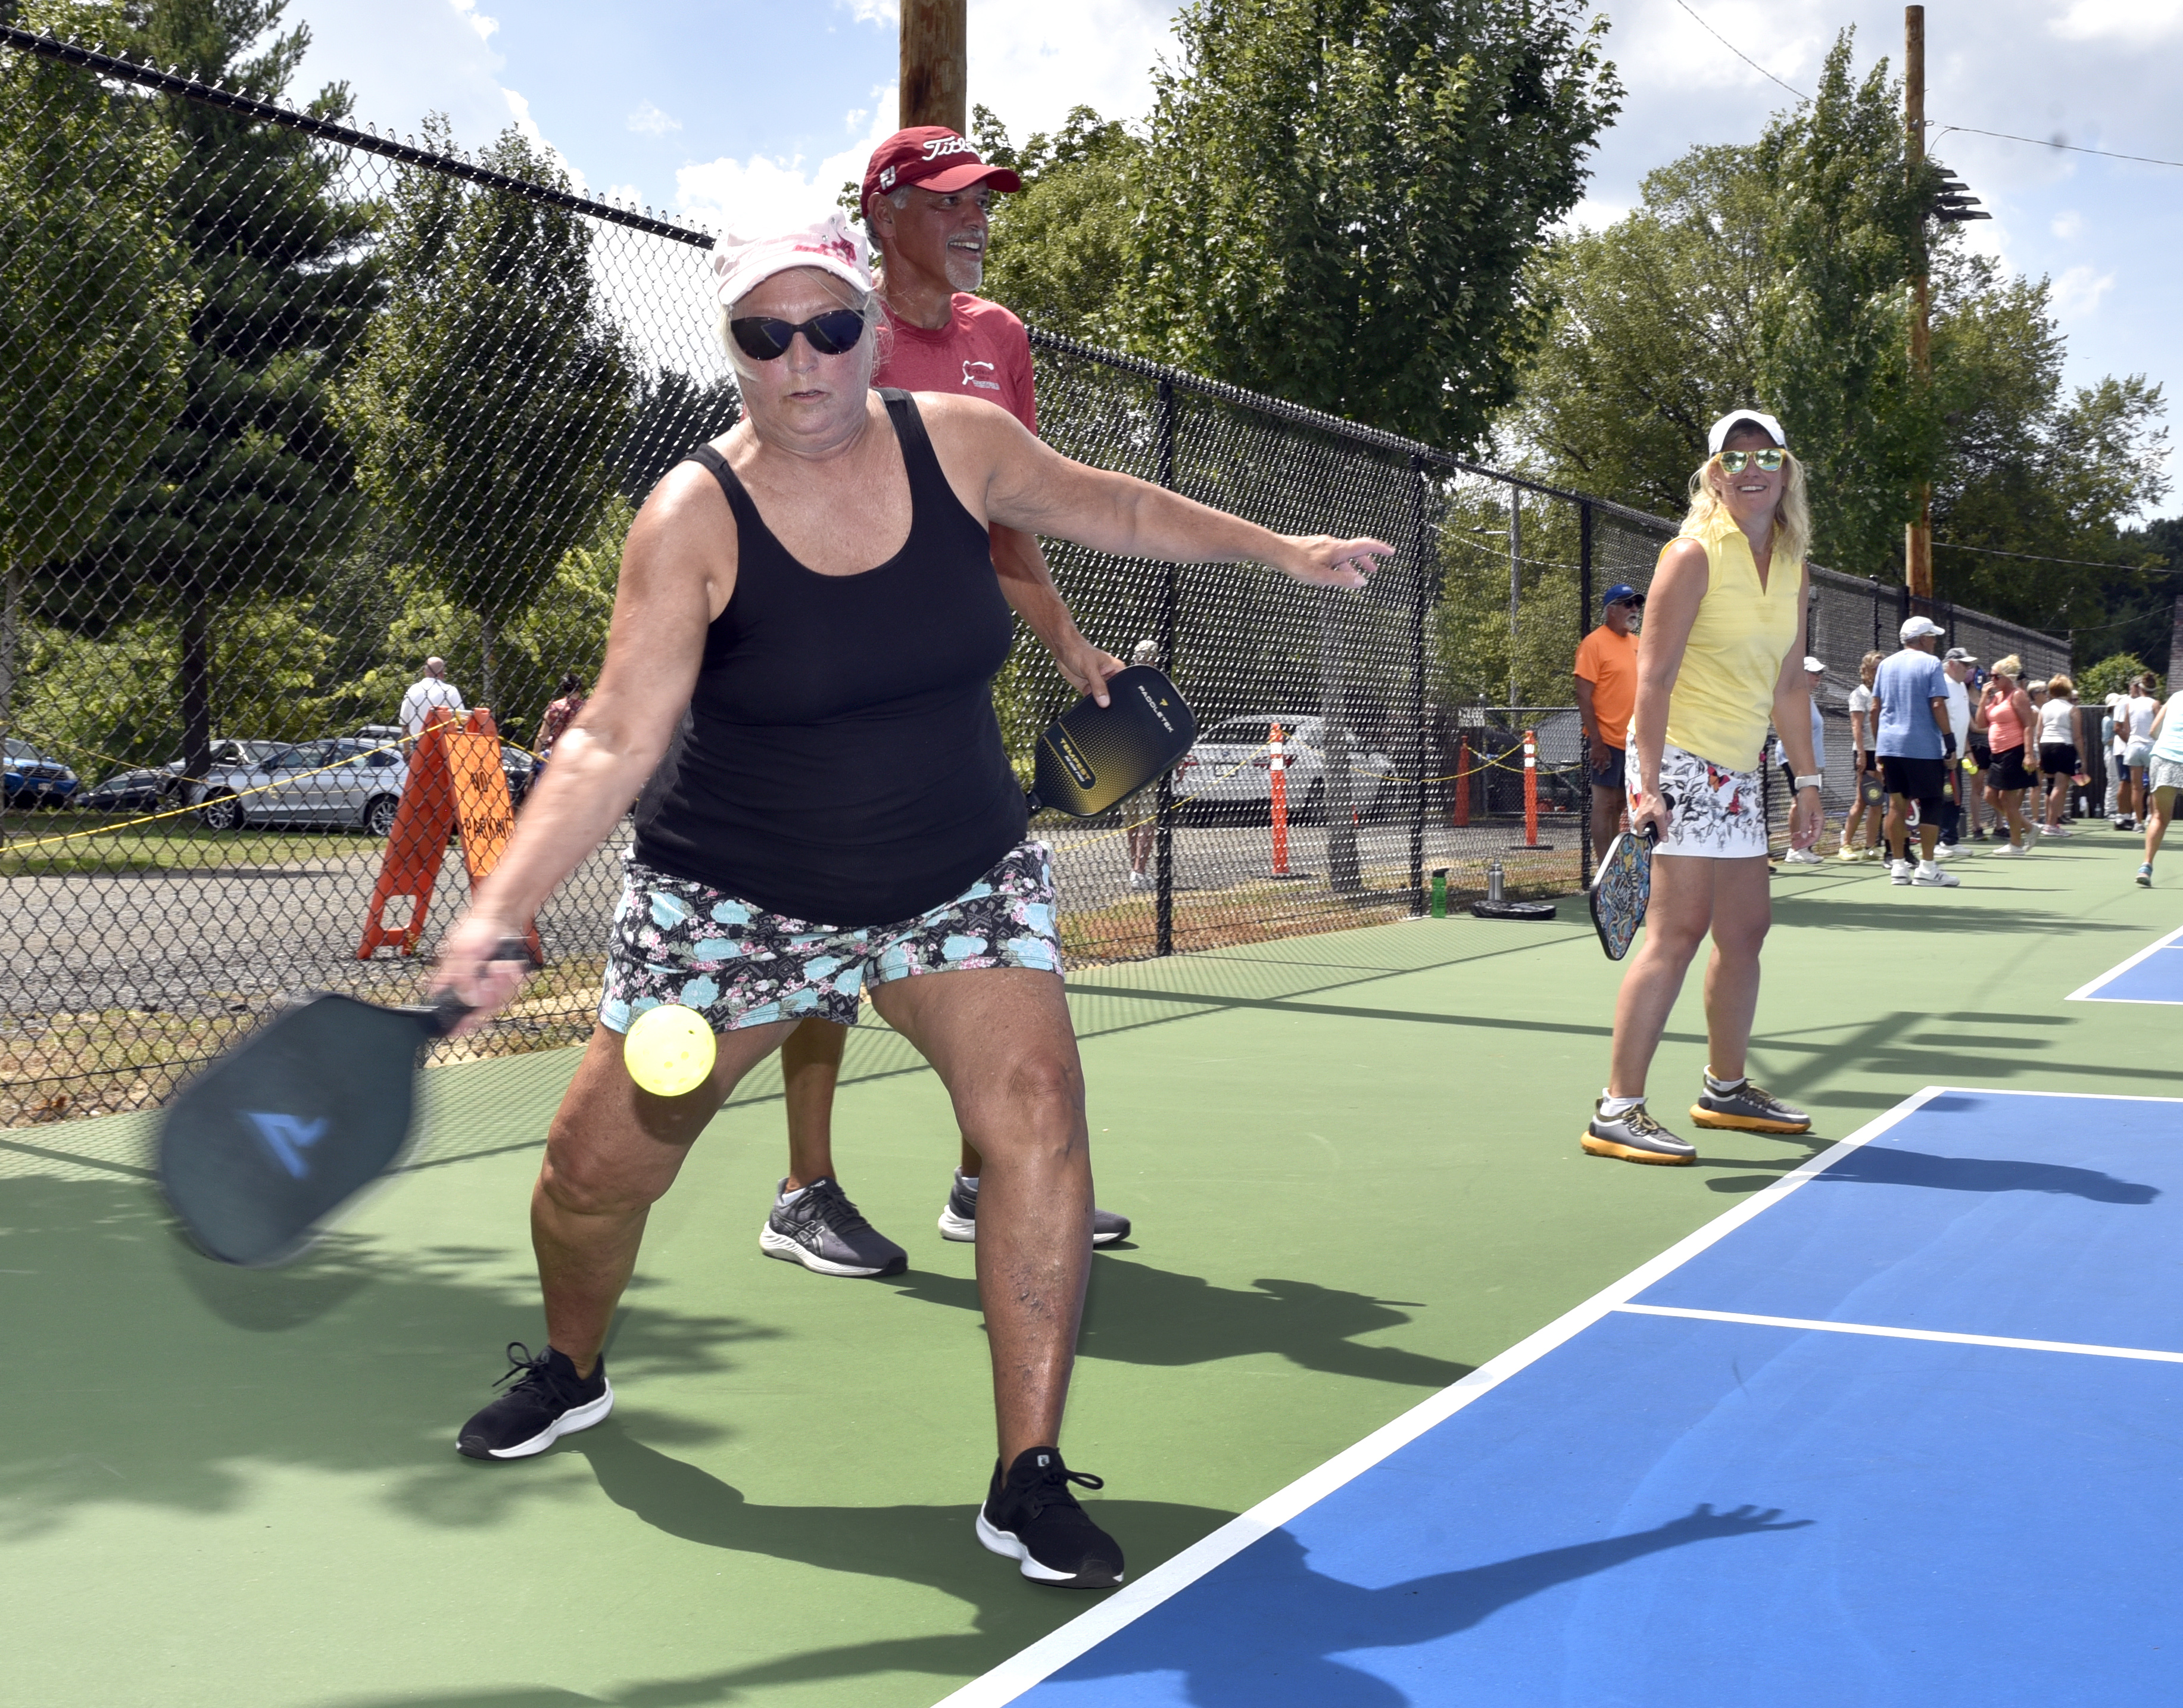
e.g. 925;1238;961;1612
1934;125;2183;172
1671;1;1807;102
1670;6;2183;174
1934;540;2169;572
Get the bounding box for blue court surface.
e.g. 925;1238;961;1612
2069;924;2183;1003
946;1089;2183;1707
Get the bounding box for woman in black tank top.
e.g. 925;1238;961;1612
425;220;1392;1584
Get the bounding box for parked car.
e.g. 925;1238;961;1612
192;736;534;834
80;738;285;812
3;738;80;808
1174;714;1396;822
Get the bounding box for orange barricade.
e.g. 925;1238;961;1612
1268;720;1290;877
357;707;539;962
1452;735;1471;827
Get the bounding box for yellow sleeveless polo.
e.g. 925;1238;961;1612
1658;508;1800;772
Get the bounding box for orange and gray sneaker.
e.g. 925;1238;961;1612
1582;1098;1698;1165
1690;1077;1811;1134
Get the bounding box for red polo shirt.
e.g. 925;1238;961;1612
873;294;1038;434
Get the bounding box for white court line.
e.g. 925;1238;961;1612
2065;922;2183;1002
1613;1302;2183;1365
933;1086;1953;1708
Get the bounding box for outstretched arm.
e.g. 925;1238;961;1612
927;395;1392;588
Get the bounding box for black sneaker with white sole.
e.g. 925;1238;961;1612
937;1170;1132;1245
456;1342;613;1460
760;1176;907;1277
978;1447;1125;1588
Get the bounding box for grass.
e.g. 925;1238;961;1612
0;808;390;877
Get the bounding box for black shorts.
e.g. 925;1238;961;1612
1990;747;2033;791
2039;742;2078;777
1970;740;1992;770
1880;755;1947;809
1589;743;1626;791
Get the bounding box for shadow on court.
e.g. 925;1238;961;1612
1021;1506;1813;1708
1768;897;2142;937
0;1177;773;1537
1706;1143;2163;1201
889;1258;1474;1389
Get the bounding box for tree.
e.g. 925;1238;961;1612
1124;0;1620;448
0;2;192;762
335;118;635;710
54;0;379;777
975;104;1143;345
1509;28;2168;649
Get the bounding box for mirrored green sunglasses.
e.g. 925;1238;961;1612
1717;448;1786;473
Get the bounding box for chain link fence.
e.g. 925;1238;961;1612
0;26;2063;1127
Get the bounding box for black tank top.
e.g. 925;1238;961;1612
632;390;1025;927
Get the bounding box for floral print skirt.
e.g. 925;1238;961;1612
1644;744;1768;859
598;839;1062;1034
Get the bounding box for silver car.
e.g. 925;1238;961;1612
193;738;409;835
1175;713;1396;822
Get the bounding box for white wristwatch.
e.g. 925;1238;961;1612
1794;773;1823;792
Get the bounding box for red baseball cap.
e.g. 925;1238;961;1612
860;127;1022;211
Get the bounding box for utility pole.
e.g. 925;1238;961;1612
900;0;967;133
1905;5;1933;609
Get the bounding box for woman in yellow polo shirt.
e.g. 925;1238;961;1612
1583;410;1823;1164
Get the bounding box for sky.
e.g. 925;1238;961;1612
285;0;2179;493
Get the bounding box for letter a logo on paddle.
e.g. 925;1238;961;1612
247;1111;330;1180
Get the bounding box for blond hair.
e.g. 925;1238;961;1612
1682;420;1811;566
2047;674;2076;700
1991;654;2023;682
1859;649;1883;681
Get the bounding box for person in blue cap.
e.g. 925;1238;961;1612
1575;582;1645;862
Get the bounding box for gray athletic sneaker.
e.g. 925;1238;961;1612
1581;1099;1698;1165
938;1171;1133;1245
1691;1080;1811;1134
759;1177;907;1277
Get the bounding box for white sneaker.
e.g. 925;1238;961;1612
2040;824;2073;837
1890;859;1913;885
1990;841;2029;858
1932;843;1960;861
1912;861;1960;887
1127;870;1153;891
1782;847;1824;865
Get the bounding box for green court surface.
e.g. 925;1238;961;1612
4;833;2176;1707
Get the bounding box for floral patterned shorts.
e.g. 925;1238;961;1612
1644;743;1767;859
598;840;1062;1035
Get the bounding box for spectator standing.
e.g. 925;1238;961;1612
1943;648;1983;843
2135;685;2183;885
533;674;587;780
1982;656;2036;856
2035;675;2081;837
2105;694;2127;825
757;126;1133;1277
1575;583;1644;864
1772;656;1828;865
2119;675;2160;831
1873;616;1960;888
1836;650;1884;861
399;657;465;738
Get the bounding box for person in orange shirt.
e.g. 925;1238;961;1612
1574;584;1644;861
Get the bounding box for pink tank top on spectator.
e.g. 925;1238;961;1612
874;295;1037;434
1985;688;2025;753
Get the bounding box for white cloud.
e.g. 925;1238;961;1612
1557;194;1633;235
2050;0;2183;43
676;93;895;236
2052;210;2084;240
447;0;498;43
966;0;1178;133
628;99;682;136
843;0;897;21
2053;264;2116;317
500;87;587;191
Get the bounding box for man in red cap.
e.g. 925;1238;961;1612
754;127;1136;1283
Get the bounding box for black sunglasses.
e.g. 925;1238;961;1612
728;309;868;361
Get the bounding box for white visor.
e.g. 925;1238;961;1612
1708;409;1787;455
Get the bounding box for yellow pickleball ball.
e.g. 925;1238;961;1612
623;1003;716;1097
